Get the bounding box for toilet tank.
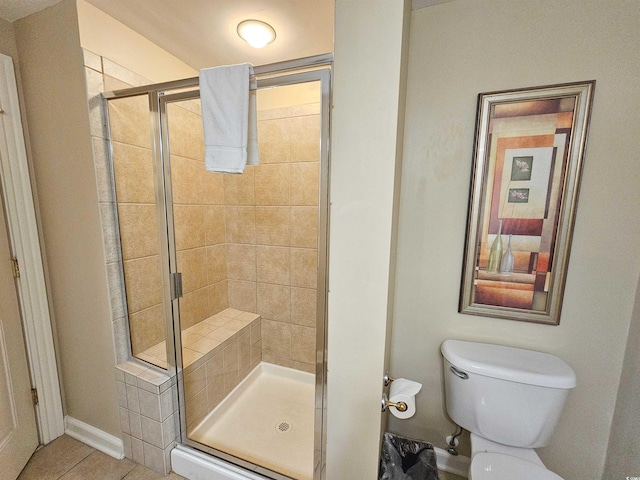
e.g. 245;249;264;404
441;340;576;448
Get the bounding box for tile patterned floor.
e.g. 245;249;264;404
17;420;464;480
18;435;185;480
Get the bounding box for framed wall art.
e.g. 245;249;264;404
459;81;595;324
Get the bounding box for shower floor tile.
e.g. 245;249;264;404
189;362;315;480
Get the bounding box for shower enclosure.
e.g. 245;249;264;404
104;55;331;480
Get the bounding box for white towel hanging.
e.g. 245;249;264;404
199;63;259;173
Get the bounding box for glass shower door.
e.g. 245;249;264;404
159;69;330;480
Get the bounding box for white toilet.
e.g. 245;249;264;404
440;339;576;480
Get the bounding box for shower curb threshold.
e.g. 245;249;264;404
172;444;269;480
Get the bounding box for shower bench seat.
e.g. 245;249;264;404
180;309;262;429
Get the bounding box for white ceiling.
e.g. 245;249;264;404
83;0;334;69
0;0;453;69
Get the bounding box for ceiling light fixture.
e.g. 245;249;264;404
237;19;276;49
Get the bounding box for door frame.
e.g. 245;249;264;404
0;53;64;444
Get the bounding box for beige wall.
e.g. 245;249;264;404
0;17;19;59
327;0;409;477
13;0;120;436
604;277;640;477
76;0;196;82
389;1;640;479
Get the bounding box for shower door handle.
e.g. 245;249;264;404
170;272;183;300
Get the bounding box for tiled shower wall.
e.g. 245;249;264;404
85;50;320;373
166;103;229;331
83;49;178;474
231;104;321;373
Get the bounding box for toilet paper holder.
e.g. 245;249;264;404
381;392;408;413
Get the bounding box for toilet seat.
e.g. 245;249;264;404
470;453;564;480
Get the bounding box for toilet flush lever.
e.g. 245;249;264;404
450;366;469;380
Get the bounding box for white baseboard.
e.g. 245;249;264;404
64;415;124;460
434;446;470;478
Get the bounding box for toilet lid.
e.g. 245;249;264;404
471;453;564;480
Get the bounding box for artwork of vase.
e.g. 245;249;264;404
500;234;514;276
487;219;503;274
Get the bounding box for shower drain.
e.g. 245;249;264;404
275;421;292;433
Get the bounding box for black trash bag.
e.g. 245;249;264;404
379;432;440;480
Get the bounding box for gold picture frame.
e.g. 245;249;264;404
459;81;595;324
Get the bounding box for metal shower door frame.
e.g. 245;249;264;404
154;67;331;480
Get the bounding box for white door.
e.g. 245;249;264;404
0;192;38;480
0;191;39;479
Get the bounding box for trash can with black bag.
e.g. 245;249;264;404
379;432;440;480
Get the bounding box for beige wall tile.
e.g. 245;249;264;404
291;287;317;328
290;248;317;289
129;304;165;355
262;355;292;369
176;247;208;294
118;204;159;260
112;142;155;204
206;375;224;410
208;281;229;315
238;329;250;353
261;319;291;360
189;336;222;355
250;322;262;346
205;352;224;382
223;166;255;205
185;389;207;426
108;95;152;149
167;103;204;161
290;361;315;374
289;115;320;163
206;244;227;284
223;339;238;369
257;283;290;323
290;206;318;248
223;362;239;391
179;287;211;329
290;163;319;206
174;205;206;250
224;206;255;244
256;246;290;285
184;364;206;400
255;206;290;246
203;172;225;205
226;244;256;281
92;137;114;203
239;348;251;378
250;341;262;368
254;163;290;206
171;155;204;205
257;117;289;164
204;206;225;245
123;256;162;313
227;279;257;312
290;325;316;365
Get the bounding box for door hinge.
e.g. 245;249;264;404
170;272;183;300
11;257;20;278
31;388;39;405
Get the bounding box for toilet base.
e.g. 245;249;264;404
469;434;564;480
470;433;543;465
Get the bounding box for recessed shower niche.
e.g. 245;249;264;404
105;58;331;479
